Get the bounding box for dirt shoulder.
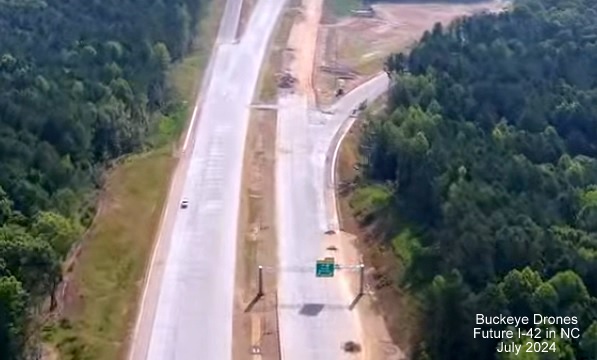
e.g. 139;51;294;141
233;110;279;360
285;0;323;102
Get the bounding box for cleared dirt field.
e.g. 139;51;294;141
315;0;508;105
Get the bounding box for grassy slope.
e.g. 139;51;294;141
44;0;225;359
328;0;363;17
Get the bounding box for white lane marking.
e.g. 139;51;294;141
183;104;200;152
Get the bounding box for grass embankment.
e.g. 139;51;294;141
44;0;225;359
328;0;362;17
46;148;175;360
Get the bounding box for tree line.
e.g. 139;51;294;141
361;0;597;358
0;0;204;358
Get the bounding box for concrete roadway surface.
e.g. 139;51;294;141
276;73;390;360
127;0;287;359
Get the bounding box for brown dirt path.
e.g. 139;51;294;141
286;0;324;104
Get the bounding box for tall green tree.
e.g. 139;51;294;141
0;276;27;360
31;211;83;257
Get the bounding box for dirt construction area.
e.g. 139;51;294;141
314;0;508;105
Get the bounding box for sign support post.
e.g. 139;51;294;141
358;264;365;295
257;266;264;297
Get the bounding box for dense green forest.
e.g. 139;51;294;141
0;0;203;358
361;0;597;358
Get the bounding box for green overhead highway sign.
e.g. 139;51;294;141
316;257;335;277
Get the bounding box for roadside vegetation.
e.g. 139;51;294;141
355;0;597;358
45;148;175;360
328;0;362;16
0;0;217;358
